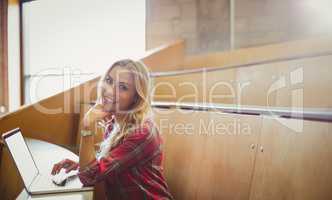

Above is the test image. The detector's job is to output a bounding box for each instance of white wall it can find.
[22,0,146,104]
[7,0,21,111]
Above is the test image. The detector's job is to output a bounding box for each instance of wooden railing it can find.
[151,50,332,77]
[152,101,332,122]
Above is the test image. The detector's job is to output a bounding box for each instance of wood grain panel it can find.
[153,108,262,199]
[0,146,24,200]
[236,63,280,107]
[250,116,332,200]
[142,40,185,72]
[152,68,237,104]
[153,55,332,108]
[275,55,332,108]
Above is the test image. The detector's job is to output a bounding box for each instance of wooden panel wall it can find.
[152,68,237,104]
[142,40,185,72]
[153,108,332,200]
[0,146,24,200]
[153,55,332,108]
[249,116,332,200]
[153,108,262,199]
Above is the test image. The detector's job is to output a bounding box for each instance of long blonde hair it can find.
[97,59,152,149]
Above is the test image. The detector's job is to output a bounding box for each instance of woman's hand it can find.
[51,159,79,175]
[83,103,113,130]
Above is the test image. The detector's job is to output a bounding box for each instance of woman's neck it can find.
[114,113,126,126]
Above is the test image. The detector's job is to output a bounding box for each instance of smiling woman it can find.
[51,59,174,200]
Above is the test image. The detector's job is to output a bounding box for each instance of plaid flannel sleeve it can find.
[77,123,160,186]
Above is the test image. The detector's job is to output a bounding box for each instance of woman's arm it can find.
[51,133,97,175]
[51,103,111,175]
[79,104,111,169]
[78,121,160,186]
[79,129,96,169]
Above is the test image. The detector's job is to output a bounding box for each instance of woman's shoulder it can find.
[131,118,159,136]
[122,118,162,147]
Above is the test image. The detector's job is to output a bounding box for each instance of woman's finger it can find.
[55,165,62,174]
[55,159,68,174]
[51,164,59,175]
[52,159,76,175]
[65,163,79,173]
[52,163,62,175]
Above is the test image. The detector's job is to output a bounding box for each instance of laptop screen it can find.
[4,130,39,188]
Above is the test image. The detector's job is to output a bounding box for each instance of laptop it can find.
[2,128,93,195]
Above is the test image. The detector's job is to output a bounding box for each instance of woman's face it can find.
[100,65,137,113]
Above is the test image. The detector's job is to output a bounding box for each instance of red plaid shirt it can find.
[78,119,174,200]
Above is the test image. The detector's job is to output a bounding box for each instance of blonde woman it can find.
[51,59,174,199]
